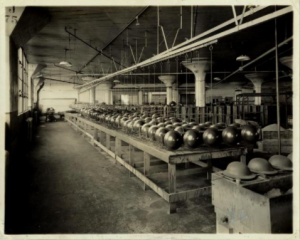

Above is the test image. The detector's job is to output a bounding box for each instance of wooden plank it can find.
[137,164,168,174]
[66,118,93,139]
[207,159,212,180]
[115,155,169,202]
[218,106,223,123]
[226,105,232,124]
[232,105,238,122]
[192,160,221,172]
[213,106,218,123]
[168,164,176,194]
[169,148,243,164]
[106,133,111,150]
[128,145,135,177]
[168,186,211,203]
[94,140,115,159]
[72,116,248,166]
[93,128,99,147]
[143,152,151,191]
[176,167,207,177]
[134,159,164,168]
[115,138,122,158]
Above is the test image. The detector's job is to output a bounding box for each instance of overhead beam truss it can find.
[77,6,292,93]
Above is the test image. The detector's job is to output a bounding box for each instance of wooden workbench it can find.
[65,113,250,214]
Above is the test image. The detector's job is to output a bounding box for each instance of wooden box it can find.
[212,172,292,233]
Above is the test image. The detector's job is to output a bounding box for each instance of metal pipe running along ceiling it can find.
[76,5,270,92]
[77,6,293,93]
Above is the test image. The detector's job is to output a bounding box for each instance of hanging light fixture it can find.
[236,41,250,62]
[214,77,221,81]
[59,32,72,67]
[236,55,251,62]
[59,48,72,67]
[135,16,140,26]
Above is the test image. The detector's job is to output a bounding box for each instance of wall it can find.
[39,82,77,113]
[113,91,138,105]
[95,85,109,104]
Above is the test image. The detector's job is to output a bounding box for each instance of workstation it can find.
[3,2,298,237]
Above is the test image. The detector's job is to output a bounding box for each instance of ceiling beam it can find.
[77,6,150,73]
[78,6,293,93]
[11,7,51,48]
[76,6,273,92]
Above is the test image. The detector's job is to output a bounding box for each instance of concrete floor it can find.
[5,120,216,234]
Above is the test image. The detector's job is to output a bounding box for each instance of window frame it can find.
[18,48,29,115]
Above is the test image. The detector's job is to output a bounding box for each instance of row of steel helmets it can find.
[181,122,259,149]
[223,154,293,180]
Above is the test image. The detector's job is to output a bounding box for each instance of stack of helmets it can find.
[269,155,293,171]
[223,161,256,180]
[248,158,278,175]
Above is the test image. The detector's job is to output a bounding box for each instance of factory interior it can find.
[2,3,299,237]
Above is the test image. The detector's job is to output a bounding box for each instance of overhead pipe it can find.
[239,6,247,25]
[161,6,269,56]
[193,6,198,37]
[157,6,160,54]
[78,5,269,89]
[274,12,281,154]
[129,45,137,64]
[231,6,239,26]
[172,6,183,48]
[138,47,145,63]
[77,6,292,92]
[66,27,126,69]
[191,6,193,38]
[44,77,81,85]
[56,70,283,77]
[213,36,293,88]
[78,6,150,72]
[78,39,217,93]
[160,26,169,50]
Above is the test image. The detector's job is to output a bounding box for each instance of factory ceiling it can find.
[18,6,293,86]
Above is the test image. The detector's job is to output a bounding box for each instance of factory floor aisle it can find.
[5,120,216,234]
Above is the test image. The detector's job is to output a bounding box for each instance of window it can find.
[18,48,29,114]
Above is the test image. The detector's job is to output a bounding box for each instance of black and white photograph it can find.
[1,0,299,239]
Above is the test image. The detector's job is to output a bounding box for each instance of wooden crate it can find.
[262,124,293,154]
[212,172,292,233]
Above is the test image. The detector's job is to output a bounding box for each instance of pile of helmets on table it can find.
[80,110,261,151]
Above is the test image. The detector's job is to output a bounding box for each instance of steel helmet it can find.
[287,153,293,162]
[269,155,293,171]
[223,161,256,180]
[248,158,278,175]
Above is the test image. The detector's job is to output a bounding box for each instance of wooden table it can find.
[65,113,250,214]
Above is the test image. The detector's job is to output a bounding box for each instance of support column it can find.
[138,90,143,105]
[172,83,179,103]
[181,58,210,107]
[148,92,152,104]
[158,75,176,104]
[245,73,268,105]
[77,91,80,103]
[89,87,96,104]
